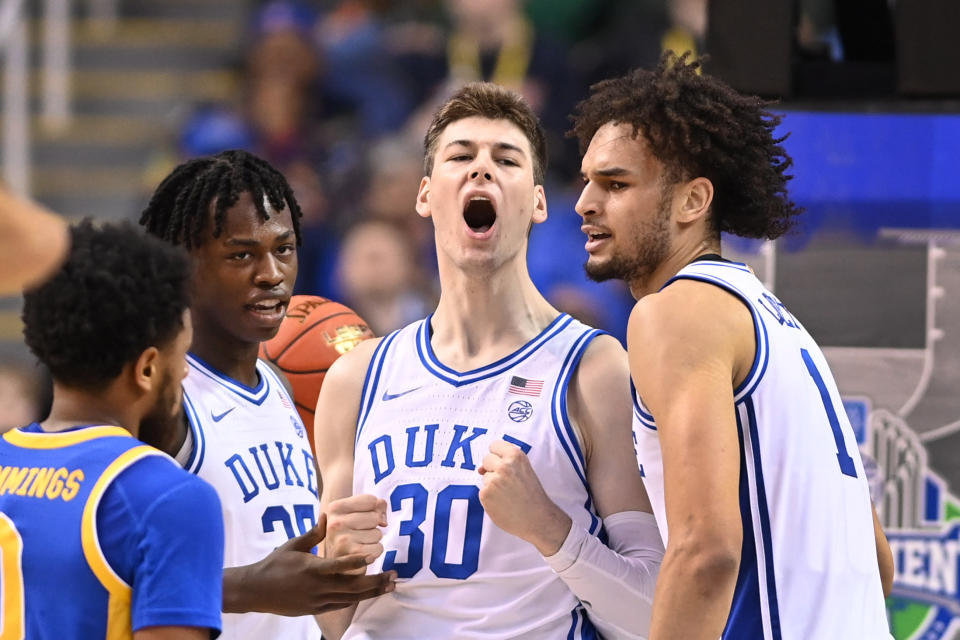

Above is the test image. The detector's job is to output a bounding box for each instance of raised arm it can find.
[479,334,664,639]
[313,338,392,639]
[630,281,753,640]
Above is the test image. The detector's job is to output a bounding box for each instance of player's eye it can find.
[276,244,296,256]
[609,181,628,191]
[228,251,252,261]
[497,158,519,167]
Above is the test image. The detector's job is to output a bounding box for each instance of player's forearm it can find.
[648,543,739,639]
[222,565,255,613]
[317,605,357,640]
[544,511,663,639]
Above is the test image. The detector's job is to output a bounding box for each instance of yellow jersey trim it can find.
[81,445,165,639]
[3,425,130,449]
[0,512,25,640]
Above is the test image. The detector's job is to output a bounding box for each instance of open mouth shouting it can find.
[463,195,497,239]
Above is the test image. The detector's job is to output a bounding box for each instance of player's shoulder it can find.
[109,452,222,520]
[631,277,750,337]
[570,333,630,402]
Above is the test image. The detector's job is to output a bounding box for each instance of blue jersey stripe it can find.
[416,314,574,386]
[661,273,770,404]
[558,329,603,470]
[187,353,270,405]
[182,392,205,475]
[550,328,604,534]
[549,330,594,486]
[724,407,766,639]
[356,331,400,445]
[745,397,782,639]
[566,605,599,640]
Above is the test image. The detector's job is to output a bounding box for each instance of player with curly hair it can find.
[571,53,893,639]
[1,220,223,639]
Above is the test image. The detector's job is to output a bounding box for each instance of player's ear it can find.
[415,177,431,219]
[676,177,714,225]
[132,346,161,394]
[531,184,547,225]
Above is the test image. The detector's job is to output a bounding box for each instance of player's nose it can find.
[574,183,597,218]
[468,153,493,182]
[254,254,285,288]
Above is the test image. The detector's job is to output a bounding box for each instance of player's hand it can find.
[325,494,388,575]
[224,513,396,616]
[478,440,572,556]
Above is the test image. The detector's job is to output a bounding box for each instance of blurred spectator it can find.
[0,361,50,433]
[395,0,583,179]
[315,0,418,137]
[362,134,436,266]
[245,0,323,165]
[336,219,434,335]
[573,0,707,87]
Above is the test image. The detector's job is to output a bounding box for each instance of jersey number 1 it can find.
[801,348,858,478]
[0,514,25,639]
[383,483,484,580]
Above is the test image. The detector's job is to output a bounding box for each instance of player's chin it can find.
[239,317,285,344]
[583,256,618,283]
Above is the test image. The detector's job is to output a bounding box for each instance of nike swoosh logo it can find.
[381,386,422,402]
[211,407,236,422]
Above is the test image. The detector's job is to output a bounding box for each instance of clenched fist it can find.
[478,439,572,556]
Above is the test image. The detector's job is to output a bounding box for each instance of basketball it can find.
[259,295,374,451]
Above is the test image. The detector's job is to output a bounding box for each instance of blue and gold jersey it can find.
[0,423,224,639]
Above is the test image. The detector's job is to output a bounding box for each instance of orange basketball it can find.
[259,295,374,452]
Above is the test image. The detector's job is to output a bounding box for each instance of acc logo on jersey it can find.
[507,400,533,423]
[290,415,305,439]
[852,401,960,640]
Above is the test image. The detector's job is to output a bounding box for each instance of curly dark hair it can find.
[22,220,191,390]
[570,52,802,239]
[139,149,303,249]
[424,82,548,185]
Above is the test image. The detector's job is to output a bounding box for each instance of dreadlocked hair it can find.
[139,149,303,249]
[570,52,802,240]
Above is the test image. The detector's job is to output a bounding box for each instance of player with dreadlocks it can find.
[141,150,394,640]
[571,53,893,639]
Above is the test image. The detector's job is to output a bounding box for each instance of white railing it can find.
[0,0,30,195]
[1,0,77,196]
[42,0,72,133]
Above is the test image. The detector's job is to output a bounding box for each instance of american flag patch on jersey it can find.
[509,376,543,397]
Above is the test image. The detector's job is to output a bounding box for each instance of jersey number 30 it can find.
[382,483,483,580]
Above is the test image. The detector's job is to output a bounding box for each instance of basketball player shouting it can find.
[315,84,664,640]
[140,150,394,639]
[571,53,894,639]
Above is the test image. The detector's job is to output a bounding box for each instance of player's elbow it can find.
[668,530,741,588]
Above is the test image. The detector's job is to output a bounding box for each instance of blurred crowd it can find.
[4,0,869,431]
[148,0,727,343]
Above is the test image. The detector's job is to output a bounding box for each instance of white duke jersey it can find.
[633,260,890,640]
[348,314,604,640]
[182,353,322,640]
